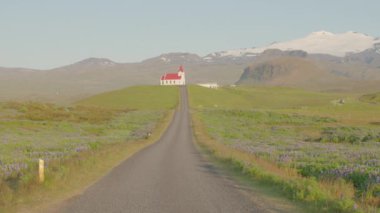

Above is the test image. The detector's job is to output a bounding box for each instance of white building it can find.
[160,66,186,86]
[197,83,219,89]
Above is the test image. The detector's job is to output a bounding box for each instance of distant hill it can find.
[344,48,380,68]
[236,54,380,92]
[1,30,380,103]
[237,57,341,88]
[0,55,244,103]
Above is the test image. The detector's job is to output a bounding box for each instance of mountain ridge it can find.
[1,30,380,103]
[1,30,378,70]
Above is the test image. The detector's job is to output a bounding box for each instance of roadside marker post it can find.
[39,159,45,183]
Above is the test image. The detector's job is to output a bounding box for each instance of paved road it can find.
[59,86,262,213]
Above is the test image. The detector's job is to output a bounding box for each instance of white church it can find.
[160,66,186,86]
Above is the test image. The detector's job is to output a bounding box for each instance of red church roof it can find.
[160,66,185,80]
[161,73,181,80]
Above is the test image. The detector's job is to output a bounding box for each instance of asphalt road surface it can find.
[58,86,265,213]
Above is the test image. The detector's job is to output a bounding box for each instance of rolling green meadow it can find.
[0,86,178,212]
[189,85,380,212]
[1,83,379,212]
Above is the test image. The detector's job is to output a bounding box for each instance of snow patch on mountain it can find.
[101,61,115,66]
[160,57,171,63]
[203,56,213,62]
[77,58,116,66]
[209,31,377,58]
[374,43,380,54]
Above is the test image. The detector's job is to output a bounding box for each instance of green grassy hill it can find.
[189,85,380,124]
[77,86,179,110]
[0,85,179,212]
[189,85,380,211]
[189,85,340,110]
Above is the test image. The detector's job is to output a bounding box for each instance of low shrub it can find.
[320,127,380,144]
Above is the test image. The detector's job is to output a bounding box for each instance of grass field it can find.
[77,85,179,110]
[0,86,179,212]
[360,92,380,104]
[189,85,380,212]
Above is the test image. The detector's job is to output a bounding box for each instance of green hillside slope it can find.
[77,86,179,110]
[360,92,380,104]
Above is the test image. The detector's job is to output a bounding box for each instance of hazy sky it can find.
[0,0,379,69]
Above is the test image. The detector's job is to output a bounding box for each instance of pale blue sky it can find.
[0,0,378,69]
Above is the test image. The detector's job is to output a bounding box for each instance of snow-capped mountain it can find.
[142,53,204,64]
[207,31,378,60]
